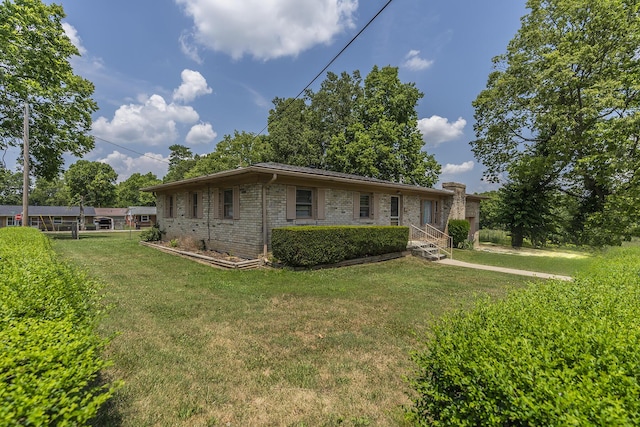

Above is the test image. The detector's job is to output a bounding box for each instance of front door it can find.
[390,196,400,226]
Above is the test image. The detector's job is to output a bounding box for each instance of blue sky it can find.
[48,0,527,192]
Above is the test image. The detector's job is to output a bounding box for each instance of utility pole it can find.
[22,100,29,227]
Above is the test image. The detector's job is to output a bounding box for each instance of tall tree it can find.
[30,175,70,206]
[266,66,440,186]
[0,0,97,179]
[471,0,640,245]
[65,160,117,208]
[185,131,269,178]
[163,144,198,183]
[267,97,320,167]
[116,172,161,207]
[326,66,440,186]
[0,168,23,204]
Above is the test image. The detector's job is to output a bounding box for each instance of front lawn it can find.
[453,246,596,277]
[53,232,539,426]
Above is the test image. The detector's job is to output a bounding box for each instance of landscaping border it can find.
[139,241,263,269]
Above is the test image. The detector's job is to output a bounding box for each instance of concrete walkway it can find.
[437,258,573,281]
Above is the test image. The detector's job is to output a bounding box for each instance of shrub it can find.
[448,219,470,248]
[0,227,117,425]
[140,223,164,242]
[408,247,640,426]
[272,226,409,267]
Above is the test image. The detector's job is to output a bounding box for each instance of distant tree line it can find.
[0,161,160,208]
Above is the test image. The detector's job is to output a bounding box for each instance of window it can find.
[189,191,202,218]
[53,217,63,225]
[166,195,174,218]
[296,189,313,218]
[421,200,439,226]
[223,189,234,219]
[30,218,40,227]
[359,193,371,218]
[141,215,150,222]
[286,186,324,220]
[7,217,19,226]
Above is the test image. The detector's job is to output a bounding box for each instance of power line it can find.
[255,0,395,137]
[93,135,171,164]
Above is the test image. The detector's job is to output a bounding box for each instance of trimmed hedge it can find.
[447,219,470,247]
[408,247,640,426]
[272,225,409,267]
[0,227,116,426]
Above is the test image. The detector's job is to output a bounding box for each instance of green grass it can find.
[52,232,541,427]
[453,247,596,277]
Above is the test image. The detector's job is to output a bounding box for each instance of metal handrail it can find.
[409,224,453,259]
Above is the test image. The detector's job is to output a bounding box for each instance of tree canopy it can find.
[116,172,160,207]
[266,66,440,186]
[0,0,97,180]
[64,160,117,208]
[185,131,269,179]
[471,0,640,245]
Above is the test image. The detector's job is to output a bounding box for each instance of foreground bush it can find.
[0,227,116,426]
[447,219,470,248]
[272,225,409,267]
[408,247,640,426]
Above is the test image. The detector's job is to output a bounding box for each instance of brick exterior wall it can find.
[156,182,458,259]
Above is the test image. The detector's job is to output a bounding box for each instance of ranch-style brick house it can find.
[142,162,483,259]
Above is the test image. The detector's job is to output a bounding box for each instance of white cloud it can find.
[175,0,358,60]
[186,122,217,145]
[62,22,87,55]
[179,31,203,64]
[92,94,200,145]
[402,50,433,71]
[418,115,467,146]
[173,69,212,103]
[98,150,170,182]
[441,161,474,175]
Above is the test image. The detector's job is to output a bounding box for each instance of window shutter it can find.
[317,188,325,220]
[286,186,296,220]
[212,188,219,219]
[164,195,170,218]
[233,186,240,220]
[353,192,360,219]
[372,193,379,219]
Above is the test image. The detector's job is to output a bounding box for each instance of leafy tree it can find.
[64,160,117,208]
[478,191,503,230]
[497,159,559,248]
[0,0,97,180]
[264,66,440,186]
[267,97,320,168]
[326,66,439,186]
[471,0,640,246]
[116,172,160,207]
[185,131,270,178]
[163,144,198,183]
[30,175,70,206]
[0,168,23,204]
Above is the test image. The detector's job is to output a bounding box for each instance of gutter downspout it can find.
[263,173,277,258]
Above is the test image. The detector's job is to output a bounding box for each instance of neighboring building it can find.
[142,163,483,259]
[125,206,157,228]
[0,205,96,230]
[94,208,128,230]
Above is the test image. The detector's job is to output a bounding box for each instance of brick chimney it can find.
[442,182,466,221]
